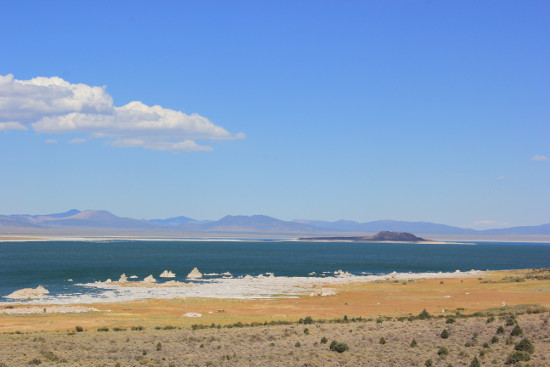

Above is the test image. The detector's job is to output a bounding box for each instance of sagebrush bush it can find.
[418,309,431,320]
[441,329,449,339]
[329,340,349,353]
[410,338,417,347]
[438,346,449,356]
[514,338,534,354]
[506,351,530,364]
[510,325,523,336]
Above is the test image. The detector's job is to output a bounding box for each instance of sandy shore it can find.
[1,268,548,333]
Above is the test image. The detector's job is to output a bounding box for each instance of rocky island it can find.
[299,231,427,242]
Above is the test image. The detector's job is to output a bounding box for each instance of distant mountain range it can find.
[1,209,549,236]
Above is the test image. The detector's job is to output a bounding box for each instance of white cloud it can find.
[45,139,58,144]
[531,155,548,161]
[0,74,243,151]
[0,122,27,131]
[69,138,86,144]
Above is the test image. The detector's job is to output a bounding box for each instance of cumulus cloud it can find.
[0,74,243,151]
[531,155,548,161]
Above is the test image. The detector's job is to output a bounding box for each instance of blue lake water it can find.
[1,240,549,302]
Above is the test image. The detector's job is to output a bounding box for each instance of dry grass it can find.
[0,312,548,366]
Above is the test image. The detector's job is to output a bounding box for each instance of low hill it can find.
[198,215,321,234]
[299,231,427,242]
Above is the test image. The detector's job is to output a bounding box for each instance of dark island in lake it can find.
[299,231,427,242]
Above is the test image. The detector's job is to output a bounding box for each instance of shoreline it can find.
[2,234,550,243]
[0,268,547,334]
[1,269,485,306]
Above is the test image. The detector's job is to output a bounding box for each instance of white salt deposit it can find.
[1,270,483,305]
[6,285,49,300]
[160,270,176,278]
[143,275,157,283]
[187,267,203,279]
[309,288,337,297]
[334,269,353,277]
[182,312,203,318]
[0,305,100,315]
[129,275,138,279]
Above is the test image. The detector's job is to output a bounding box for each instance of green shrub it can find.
[486,316,495,323]
[97,327,109,332]
[329,340,349,353]
[506,351,531,364]
[302,316,313,325]
[303,328,309,335]
[156,342,162,351]
[28,359,42,365]
[491,336,499,344]
[446,317,456,324]
[379,337,386,344]
[438,347,449,356]
[483,342,489,348]
[506,316,516,326]
[470,356,480,367]
[295,341,301,347]
[514,338,534,354]
[510,325,523,336]
[320,337,328,344]
[497,326,505,334]
[410,338,417,347]
[441,329,449,339]
[75,326,84,332]
[425,359,433,367]
[332,342,349,353]
[419,309,432,320]
[131,326,144,331]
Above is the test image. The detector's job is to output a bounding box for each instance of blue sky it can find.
[0,0,548,228]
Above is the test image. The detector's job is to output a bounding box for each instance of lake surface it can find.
[1,240,549,303]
